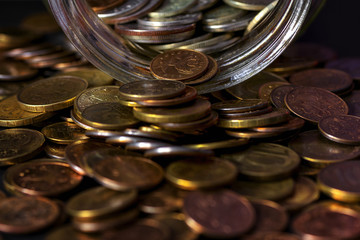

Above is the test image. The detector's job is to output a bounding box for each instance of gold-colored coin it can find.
[17,76,88,112]
[55,67,113,87]
[80,102,140,130]
[165,158,237,190]
[41,122,88,144]
[0,95,53,127]
[244,1,278,34]
[185,138,249,150]
[0,28,40,50]
[230,178,294,201]
[148,0,197,18]
[221,143,300,181]
[83,148,164,191]
[217,108,289,129]
[46,225,100,240]
[70,109,97,131]
[66,186,137,219]
[225,129,280,139]
[44,142,66,159]
[0,128,45,166]
[133,98,211,123]
[212,99,269,113]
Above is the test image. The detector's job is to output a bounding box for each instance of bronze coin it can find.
[270,84,296,109]
[292,202,360,239]
[345,90,360,116]
[150,49,209,81]
[285,86,348,123]
[318,114,360,144]
[183,190,255,238]
[325,57,360,80]
[5,159,83,196]
[289,68,353,93]
[184,55,218,85]
[0,196,60,234]
[41,122,88,144]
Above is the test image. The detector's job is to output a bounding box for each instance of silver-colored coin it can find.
[85,130,123,139]
[202,4,248,25]
[106,135,161,145]
[224,0,274,11]
[125,141,173,151]
[144,146,214,158]
[188,0,219,13]
[148,0,198,18]
[137,13,202,27]
[203,13,256,32]
[97,0,149,19]
[123,128,178,142]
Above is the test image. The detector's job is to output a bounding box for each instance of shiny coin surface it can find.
[17,76,88,112]
[288,130,360,167]
[183,190,255,238]
[84,148,163,190]
[185,138,249,150]
[224,0,274,10]
[97,0,148,20]
[41,122,88,144]
[0,196,60,234]
[212,99,269,113]
[148,0,197,18]
[203,13,256,33]
[165,158,237,190]
[318,114,360,145]
[150,49,209,81]
[44,142,66,160]
[0,60,37,81]
[292,201,360,240]
[318,161,360,202]
[0,128,45,166]
[244,0,278,34]
[119,80,186,100]
[285,87,348,123]
[66,186,137,218]
[251,116,305,133]
[144,145,214,158]
[55,67,113,87]
[220,143,300,181]
[270,84,296,109]
[5,159,83,196]
[325,57,360,80]
[138,13,202,27]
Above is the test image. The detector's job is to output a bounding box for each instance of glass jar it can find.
[48,0,314,94]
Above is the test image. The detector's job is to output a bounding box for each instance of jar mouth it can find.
[49,0,312,94]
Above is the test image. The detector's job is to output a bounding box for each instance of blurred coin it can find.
[0,196,60,234]
[243,232,301,240]
[150,50,209,81]
[84,148,163,190]
[87,0,124,12]
[122,128,177,142]
[288,130,360,167]
[266,55,317,73]
[148,0,197,18]
[258,81,290,101]
[165,158,237,190]
[0,60,38,81]
[44,142,66,159]
[203,13,256,32]
[269,84,296,109]
[46,225,100,240]
[138,13,201,27]
[185,138,249,150]
[21,12,60,34]
[155,213,199,240]
[55,67,113,87]
[0,128,45,166]
[224,0,275,10]
[244,1,278,34]
[183,190,255,238]
[144,145,214,158]
[0,28,40,50]
[148,33,212,51]
[220,143,300,181]
[4,42,60,60]
[17,76,88,112]
[188,0,219,12]
[285,86,348,123]
[97,0,148,20]
[345,90,360,116]
[251,116,305,133]
[41,122,88,144]
[25,50,76,65]
[318,114,360,145]
[225,128,279,139]
[52,58,90,70]
[202,4,247,25]
[218,106,273,119]
[325,57,360,80]
[212,99,269,113]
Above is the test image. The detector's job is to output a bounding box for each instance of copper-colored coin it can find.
[251,116,305,133]
[135,85,197,107]
[345,90,360,116]
[64,139,116,175]
[243,232,301,240]
[219,106,273,119]
[270,84,296,109]
[183,190,255,238]
[46,225,100,240]
[184,55,218,85]
[325,57,360,80]
[5,159,83,196]
[289,68,353,93]
[267,55,317,74]
[41,122,88,144]
[285,87,348,123]
[292,201,360,239]
[318,114,360,145]
[212,99,269,113]
[119,80,186,100]
[0,196,60,234]
[0,59,38,81]
[318,161,360,202]
[150,49,209,81]
[4,42,60,60]
[87,0,124,12]
[288,130,360,167]
[84,148,164,190]
[258,81,290,101]
[155,213,199,240]
[0,128,45,166]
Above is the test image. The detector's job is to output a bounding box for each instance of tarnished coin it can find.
[83,148,164,190]
[318,161,360,202]
[0,59,38,81]
[220,143,300,181]
[325,57,360,80]
[0,128,45,166]
[269,84,296,109]
[318,114,360,145]
[224,0,274,10]
[345,90,360,116]
[212,99,269,113]
[292,202,360,240]
[148,0,197,18]
[288,130,360,167]
[150,49,209,81]
[41,122,88,144]
[289,68,353,93]
[183,190,255,238]
[119,80,186,100]
[17,76,88,112]
[4,159,83,196]
[0,196,60,234]
[165,158,237,190]
[285,87,348,123]
[55,67,113,87]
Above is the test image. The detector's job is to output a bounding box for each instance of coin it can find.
[225,128,279,139]
[4,159,83,196]
[292,201,360,240]
[41,122,88,144]
[251,116,305,133]
[318,114,360,145]
[269,84,296,109]
[0,196,60,234]
[243,232,301,240]
[150,49,209,81]
[345,90,360,116]
[122,128,178,142]
[0,28,40,50]
[185,138,249,150]
[155,213,199,240]
[138,13,202,27]
[212,99,269,113]
[318,161,360,202]
[258,81,290,101]
[148,0,197,18]
[183,190,255,238]
[83,148,164,190]
[288,130,360,167]
[188,0,218,13]
[66,186,137,218]
[0,59,38,81]
[44,142,67,159]
[55,67,114,87]
[97,0,149,20]
[325,57,360,80]
[4,42,60,60]
[148,33,213,51]
[144,145,214,159]
[220,143,300,181]
[165,158,237,190]
[285,86,348,123]
[46,225,100,240]
[87,0,124,12]
[244,1,278,34]
[202,4,247,25]
[183,56,218,85]
[0,128,45,166]
[224,0,274,10]
[203,13,256,33]
[17,76,88,112]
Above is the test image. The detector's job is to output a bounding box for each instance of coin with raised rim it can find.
[41,122,88,144]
